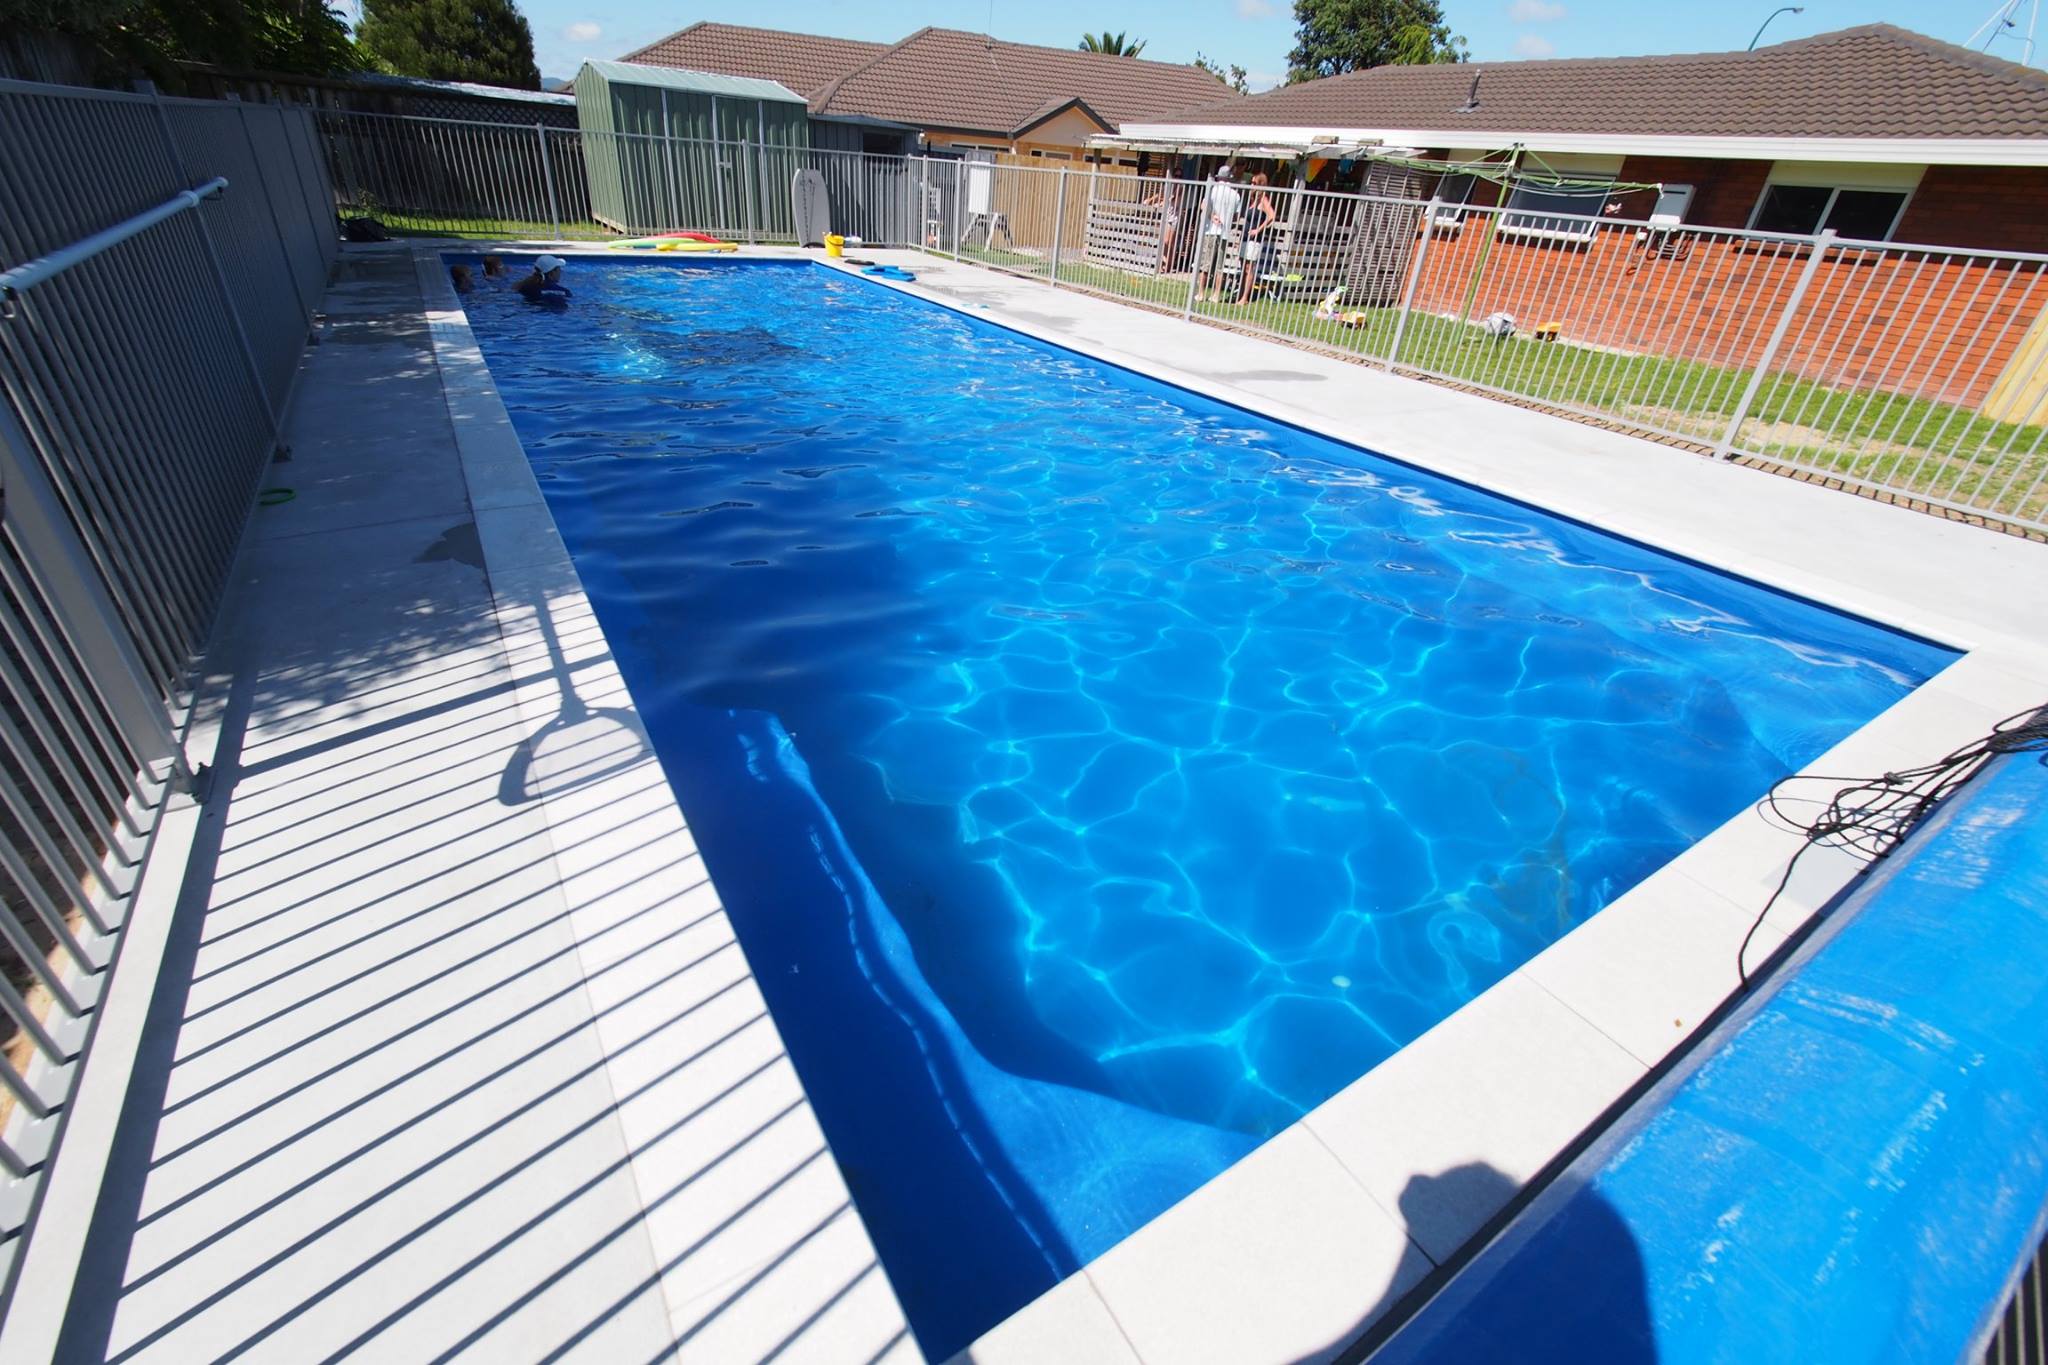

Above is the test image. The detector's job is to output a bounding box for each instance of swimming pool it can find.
[454,255,1956,1357]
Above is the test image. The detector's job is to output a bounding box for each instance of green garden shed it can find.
[573,59,811,237]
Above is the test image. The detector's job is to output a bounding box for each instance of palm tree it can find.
[1078,31,1147,57]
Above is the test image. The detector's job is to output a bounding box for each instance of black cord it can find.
[1736,703,2048,986]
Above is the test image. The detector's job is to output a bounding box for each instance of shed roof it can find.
[353,71,576,107]
[1131,25,2048,143]
[575,59,805,105]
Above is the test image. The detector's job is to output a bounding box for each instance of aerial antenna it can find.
[1969,0,2042,65]
[1455,70,1481,113]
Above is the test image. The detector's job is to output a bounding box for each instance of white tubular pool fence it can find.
[930,157,2048,534]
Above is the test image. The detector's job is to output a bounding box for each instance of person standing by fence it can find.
[1144,181,1182,273]
[1197,164,1241,304]
[1237,172,1279,305]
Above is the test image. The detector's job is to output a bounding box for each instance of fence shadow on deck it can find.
[50,255,904,1364]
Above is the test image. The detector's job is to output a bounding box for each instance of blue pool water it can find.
[455,256,1956,1356]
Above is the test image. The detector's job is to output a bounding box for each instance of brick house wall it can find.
[1609,157,1772,229]
[1392,156,2048,410]
[1403,220,2042,409]
[1601,159,2048,251]
[1895,166,2048,252]
[1424,154,2048,246]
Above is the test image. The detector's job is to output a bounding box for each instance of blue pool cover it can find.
[454,256,1957,1356]
[1373,744,2048,1364]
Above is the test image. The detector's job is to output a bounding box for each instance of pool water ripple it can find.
[457,257,1954,1356]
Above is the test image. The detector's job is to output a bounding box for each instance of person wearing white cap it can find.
[1197,164,1241,305]
[516,254,571,302]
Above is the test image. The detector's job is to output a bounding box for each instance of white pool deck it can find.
[8,240,2046,1365]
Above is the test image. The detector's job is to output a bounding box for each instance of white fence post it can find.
[918,156,930,253]
[1183,175,1202,319]
[951,160,963,260]
[903,155,912,250]
[1385,198,1442,371]
[1717,229,1835,460]
[1050,168,1068,285]
[534,123,561,239]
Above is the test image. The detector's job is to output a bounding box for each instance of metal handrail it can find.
[0,177,227,315]
[0,81,333,1312]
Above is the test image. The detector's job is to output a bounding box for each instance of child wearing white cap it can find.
[516,254,571,302]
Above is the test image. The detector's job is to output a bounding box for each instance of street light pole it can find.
[1748,5,1805,49]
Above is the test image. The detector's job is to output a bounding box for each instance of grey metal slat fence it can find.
[0,77,331,1303]
[314,109,924,249]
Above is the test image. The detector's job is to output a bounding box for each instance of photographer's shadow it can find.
[1327,1161,1656,1365]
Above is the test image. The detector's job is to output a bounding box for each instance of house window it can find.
[1750,183,1910,241]
[1030,148,1073,160]
[1499,174,1615,240]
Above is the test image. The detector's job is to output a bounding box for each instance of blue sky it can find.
[453,0,2034,90]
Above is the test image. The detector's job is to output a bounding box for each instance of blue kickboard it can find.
[1373,747,2048,1364]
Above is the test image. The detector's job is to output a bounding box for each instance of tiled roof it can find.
[622,22,887,100]
[1138,25,2048,141]
[813,27,1230,135]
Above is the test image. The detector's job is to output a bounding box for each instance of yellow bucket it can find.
[825,234,846,258]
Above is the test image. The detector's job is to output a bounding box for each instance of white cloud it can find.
[1508,0,1567,21]
[1236,0,1278,15]
[564,21,602,42]
[1513,32,1557,57]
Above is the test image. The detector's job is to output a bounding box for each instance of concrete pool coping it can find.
[418,242,2048,1364]
[412,248,918,1358]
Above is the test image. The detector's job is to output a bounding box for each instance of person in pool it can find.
[481,254,507,279]
[515,254,571,303]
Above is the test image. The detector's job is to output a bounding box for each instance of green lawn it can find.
[362,211,618,242]
[951,245,2046,526]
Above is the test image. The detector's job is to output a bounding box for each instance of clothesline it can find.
[1350,147,1665,198]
